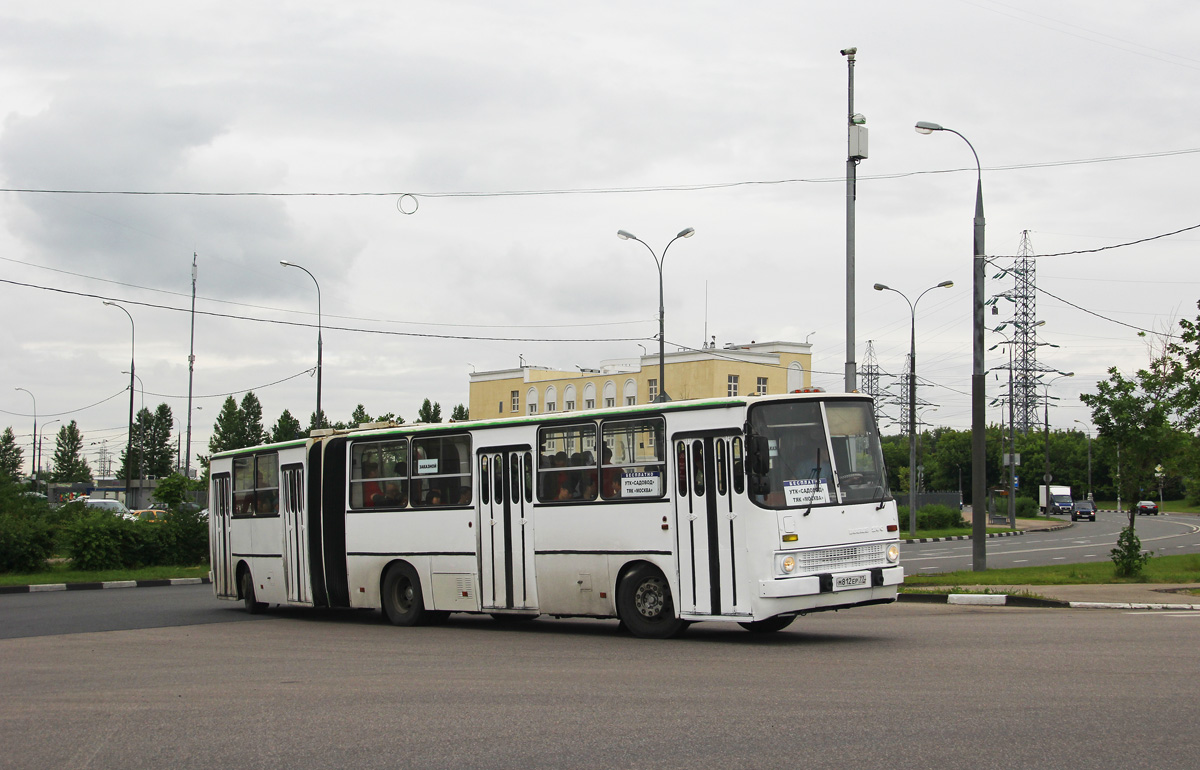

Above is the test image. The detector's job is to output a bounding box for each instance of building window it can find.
[546,401,556,413]
[585,399,595,409]
[528,403,538,415]
[728,375,739,397]
[648,379,658,402]
[565,400,575,411]
[511,391,519,413]
[757,376,768,395]
[605,398,616,407]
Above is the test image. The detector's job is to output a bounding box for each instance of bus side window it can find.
[731,437,745,495]
[480,455,490,505]
[692,440,705,496]
[676,442,688,496]
[715,439,728,497]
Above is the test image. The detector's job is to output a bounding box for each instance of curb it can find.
[0,577,211,595]
[898,592,1200,610]
[903,521,1073,544]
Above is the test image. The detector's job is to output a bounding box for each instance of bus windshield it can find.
[747,398,890,509]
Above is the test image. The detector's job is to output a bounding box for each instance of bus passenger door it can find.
[673,433,748,617]
[477,446,538,612]
[210,472,234,598]
[280,462,311,605]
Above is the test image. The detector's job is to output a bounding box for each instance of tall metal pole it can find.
[280,261,323,428]
[104,301,136,507]
[843,47,859,393]
[617,228,695,402]
[1007,345,1016,527]
[14,387,35,485]
[915,121,987,570]
[185,254,197,477]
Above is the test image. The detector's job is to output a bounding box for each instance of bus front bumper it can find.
[758,565,904,599]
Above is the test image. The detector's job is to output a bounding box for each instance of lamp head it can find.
[279,260,291,266]
[616,230,635,241]
[873,283,888,291]
[915,121,943,135]
[938,280,954,288]
[676,227,695,239]
[840,47,857,56]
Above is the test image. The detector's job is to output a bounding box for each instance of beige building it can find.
[469,341,813,419]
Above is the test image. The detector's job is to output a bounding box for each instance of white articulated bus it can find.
[209,391,903,638]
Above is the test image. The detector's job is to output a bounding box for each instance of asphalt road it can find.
[902,510,1200,574]
[2,585,1199,769]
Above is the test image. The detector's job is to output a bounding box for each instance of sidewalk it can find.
[900,583,1200,610]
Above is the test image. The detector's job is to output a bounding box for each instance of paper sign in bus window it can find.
[417,459,439,475]
[784,479,828,506]
[622,471,660,497]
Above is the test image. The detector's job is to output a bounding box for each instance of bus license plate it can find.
[834,574,869,590]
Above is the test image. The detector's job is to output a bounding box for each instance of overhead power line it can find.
[2,147,1197,200]
[0,278,652,343]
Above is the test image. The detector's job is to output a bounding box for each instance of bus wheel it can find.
[382,563,427,626]
[618,565,687,639]
[738,615,795,633]
[240,570,267,614]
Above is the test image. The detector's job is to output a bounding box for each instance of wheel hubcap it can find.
[634,579,665,618]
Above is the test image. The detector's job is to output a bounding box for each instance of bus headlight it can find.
[780,555,796,574]
[886,544,900,563]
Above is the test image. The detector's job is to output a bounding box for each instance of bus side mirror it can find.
[746,435,771,477]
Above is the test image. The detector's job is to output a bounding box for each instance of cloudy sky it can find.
[2,0,1197,477]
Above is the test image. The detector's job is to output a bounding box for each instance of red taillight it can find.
[886,524,898,532]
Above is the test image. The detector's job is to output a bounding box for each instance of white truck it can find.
[1039,485,1073,515]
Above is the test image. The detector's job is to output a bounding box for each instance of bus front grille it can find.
[796,543,887,574]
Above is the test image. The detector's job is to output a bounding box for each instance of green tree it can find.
[210,392,269,455]
[350,404,372,427]
[1081,364,1178,525]
[417,399,442,424]
[51,420,93,482]
[270,409,305,443]
[118,404,176,480]
[450,404,469,421]
[209,396,244,455]
[0,427,23,483]
[239,392,268,447]
[151,472,203,510]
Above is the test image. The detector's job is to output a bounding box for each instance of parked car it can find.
[85,498,135,520]
[1136,500,1159,515]
[133,509,168,523]
[1071,500,1097,522]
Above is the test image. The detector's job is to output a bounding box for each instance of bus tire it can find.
[738,615,795,633]
[381,563,427,626]
[617,564,687,639]
[241,570,267,614]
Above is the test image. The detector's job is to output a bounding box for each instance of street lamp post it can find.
[874,279,953,538]
[124,372,146,484]
[280,261,323,429]
[916,120,987,570]
[1042,371,1075,513]
[13,387,35,485]
[38,419,61,492]
[1074,419,1092,500]
[616,228,695,402]
[104,301,136,507]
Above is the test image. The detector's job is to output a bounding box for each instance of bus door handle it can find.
[688,513,699,521]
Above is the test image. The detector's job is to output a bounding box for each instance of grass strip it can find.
[903,553,1200,587]
[0,563,210,587]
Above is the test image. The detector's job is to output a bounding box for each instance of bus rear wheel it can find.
[382,563,427,626]
[617,565,687,639]
[240,570,266,614]
[738,615,795,633]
